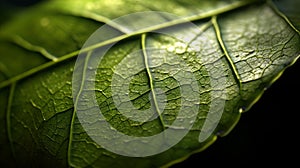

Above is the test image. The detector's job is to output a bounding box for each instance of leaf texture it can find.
[0,0,299,167]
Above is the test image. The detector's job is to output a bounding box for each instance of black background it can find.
[1,0,299,167]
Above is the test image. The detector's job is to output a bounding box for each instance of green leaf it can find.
[0,0,299,167]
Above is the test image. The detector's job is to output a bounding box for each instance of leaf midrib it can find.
[0,0,260,89]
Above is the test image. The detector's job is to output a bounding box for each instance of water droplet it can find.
[174,42,187,54]
[187,47,193,53]
[167,46,175,52]
[239,107,246,113]
[175,48,185,54]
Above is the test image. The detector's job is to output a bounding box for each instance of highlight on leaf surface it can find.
[0,0,299,167]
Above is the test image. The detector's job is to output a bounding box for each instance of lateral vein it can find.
[61,10,130,34]
[212,16,242,89]
[6,82,16,160]
[141,33,165,128]
[68,51,92,166]
[11,35,58,61]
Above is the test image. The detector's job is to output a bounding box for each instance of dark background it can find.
[1,0,299,167]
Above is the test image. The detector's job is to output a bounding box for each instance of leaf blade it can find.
[0,0,300,167]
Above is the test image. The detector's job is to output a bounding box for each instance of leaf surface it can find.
[0,0,299,167]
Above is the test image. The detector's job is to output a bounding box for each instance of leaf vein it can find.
[60,10,129,34]
[68,51,93,166]
[212,16,242,89]
[6,82,16,161]
[141,33,166,128]
[10,35,58,61]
